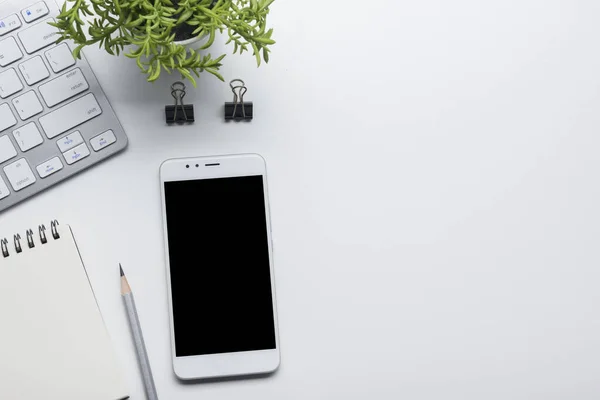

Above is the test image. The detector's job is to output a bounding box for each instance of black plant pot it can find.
[174,24,196,42]
[172,0,218,42]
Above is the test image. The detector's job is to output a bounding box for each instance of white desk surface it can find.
[3,0,600,398]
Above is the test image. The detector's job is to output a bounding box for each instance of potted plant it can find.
[52,0,276,86]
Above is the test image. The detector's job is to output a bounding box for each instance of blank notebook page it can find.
[0,225,128,400]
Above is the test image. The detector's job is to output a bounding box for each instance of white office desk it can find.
[3,1,600,398]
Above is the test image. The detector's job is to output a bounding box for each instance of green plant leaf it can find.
[200,27,216,49]
[148,61,162,81]
[204,68,224,81]
[178,68,197,87]
[253,36,275,45]
[251,42,260,66]
[73,44,85,59]
[177,10,194,25]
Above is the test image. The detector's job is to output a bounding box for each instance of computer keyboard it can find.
[0,0,128,212]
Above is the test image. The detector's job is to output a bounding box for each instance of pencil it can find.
[120,264,159,400]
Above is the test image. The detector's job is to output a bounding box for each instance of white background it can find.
[2,0,600,398]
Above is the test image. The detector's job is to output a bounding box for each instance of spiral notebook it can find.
[0,221,129,400]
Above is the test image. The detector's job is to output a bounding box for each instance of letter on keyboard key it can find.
[12,91,43,120]
[36,156,63,178]
[12,122,43,152]
[0,68,23,98]
[0,37,23,67]
[45,43,75,73]
[3,158,36,191]
[0,134,17,163]
[18,18,58,54]
[0,175,9,200]
[21,2,50,23]
[0,103,17,132]
[0,14,21,36]
[19,55,49,85]
[39,93,102,138]
[39,68,88,107]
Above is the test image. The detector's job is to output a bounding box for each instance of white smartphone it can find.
[159,154,280,380]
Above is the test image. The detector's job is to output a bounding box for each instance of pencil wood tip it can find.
[120,264,131,295]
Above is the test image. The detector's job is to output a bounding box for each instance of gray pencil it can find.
[120,264,159,400]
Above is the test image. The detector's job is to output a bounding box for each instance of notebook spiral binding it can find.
[1,220,61,258]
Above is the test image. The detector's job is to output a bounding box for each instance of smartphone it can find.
[159,154,280,380]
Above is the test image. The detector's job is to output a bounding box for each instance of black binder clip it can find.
[225,79,253,121]
[165,82,195,124]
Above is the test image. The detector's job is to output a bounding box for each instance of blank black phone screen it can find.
[164,175,276,357]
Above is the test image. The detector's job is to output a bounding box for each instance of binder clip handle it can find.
[225,79,253,121]
[171,82,188,122]
[230,79,247,105]
[165,81,195,124]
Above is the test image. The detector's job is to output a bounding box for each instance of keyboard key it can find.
[0,175,9,200]
[36,156,62,178]
[12,90,43,120]
[56,130,83,152]
[0,135,17,163]
[3,158,36,191]
[0,103,17,132]
[21,2,49,23]
[18,18,58,54]
[39,93,102,139]
[0,14,21,37]
[0,37,22,67]
[45,43,74,73]
[63,142,90,165]
[18,55,49,85]
[39,68,88,107]
[0,68,23,98]
[90,129,117,152]
[12,122,43,152]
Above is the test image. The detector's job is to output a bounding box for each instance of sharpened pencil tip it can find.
[120,264,132,295]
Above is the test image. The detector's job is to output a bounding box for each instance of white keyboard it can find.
[0,0,128,212]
